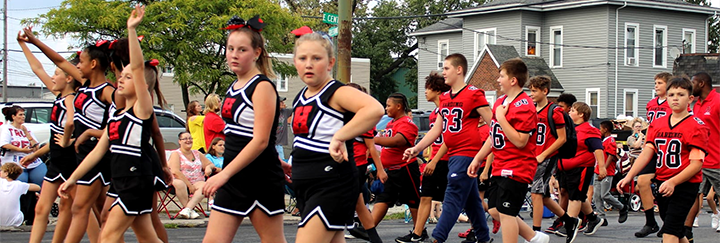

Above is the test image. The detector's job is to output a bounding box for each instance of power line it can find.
[6,6,59,11]
[7,49,78,54]
[302,13,449,20]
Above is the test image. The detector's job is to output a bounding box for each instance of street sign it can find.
[323,12,338,25]
[329,26,339,37]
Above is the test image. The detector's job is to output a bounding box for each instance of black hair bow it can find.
[222,15,266,32]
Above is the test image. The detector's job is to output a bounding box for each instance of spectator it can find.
[0,163,40,227]
[186,100,206,153]
[0,106,45,185]
[203,94,225,150]
[205,137,225,169]
[275,97,292,161]
[626,119,645,161]
[170,132,217,219]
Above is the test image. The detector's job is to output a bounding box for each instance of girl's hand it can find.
[329,137,348,163]
[58,180,76,199]
[20,153,37,167]
[21,27,39,44]
[203,172,230,196]
[54,134,75,148]
[17,30,28,43]
[127,5,145,29]
[74,132,91,153]
[377,169,388,183]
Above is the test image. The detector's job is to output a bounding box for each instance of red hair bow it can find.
[291,26,313,37]
[96,40,108,47]
[146,59,159,67]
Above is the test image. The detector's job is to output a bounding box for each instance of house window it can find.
[437,40,449,69]
[624,89,638,117]
[485,91,497,107]
[550,26,563,67]
[275,74,288,92]
[625,23,639,66]
[474,28,496,61]
[683,28,696,54]
[654,25,667,67]
[586,88,600,118]
[526,26,540,56]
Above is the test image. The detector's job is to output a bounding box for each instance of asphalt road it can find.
[2,210,719,242]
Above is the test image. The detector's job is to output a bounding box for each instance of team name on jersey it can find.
[655,132,683,139]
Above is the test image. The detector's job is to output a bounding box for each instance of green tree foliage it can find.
[25,0,306,107]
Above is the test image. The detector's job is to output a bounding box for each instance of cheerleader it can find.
[17,28,81,243]
[291,32,384,243]
[201,15,287,243]
[22,27,115,243]
[59,6,162,242]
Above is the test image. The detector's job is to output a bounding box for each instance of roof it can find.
[468,44,564,90]
[409,18,463,36]
[449,0,717,17]
[673,53,720,86]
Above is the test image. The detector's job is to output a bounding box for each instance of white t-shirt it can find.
[0,179,30,227]
[0,124,42,169]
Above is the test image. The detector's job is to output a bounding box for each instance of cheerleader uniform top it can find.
[107,107,155,178]
[45,93,78,181]
[221,74,283,182]
[290,80,356,179]
[73,81,114,154]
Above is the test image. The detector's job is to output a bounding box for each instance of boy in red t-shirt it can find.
[619,77,708,243]
[404,53,494,243]
[556,102,606,243]
[469,58,549,243]
[373,93,420,228]
[592,121,628,224]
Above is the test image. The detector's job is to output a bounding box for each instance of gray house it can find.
[411,0,718,119]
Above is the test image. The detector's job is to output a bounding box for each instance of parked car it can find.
[0,102,187,149]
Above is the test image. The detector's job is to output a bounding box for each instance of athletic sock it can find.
[644,208,657,226]
[366,227,382,243]
[586,212,598,221]
[533,226,541,231]
[560,213,571,223]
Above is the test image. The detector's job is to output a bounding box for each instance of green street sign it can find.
[323,12,338,25]
[329,26,339,37]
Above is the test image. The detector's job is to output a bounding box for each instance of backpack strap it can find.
[548,103,558,138]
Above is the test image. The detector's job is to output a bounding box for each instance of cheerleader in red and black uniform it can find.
[200,16,288,243]
[59,6,162,242]
[290,32,384,243]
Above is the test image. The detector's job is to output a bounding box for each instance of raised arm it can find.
[329,86,385,162]
[127,5,152,119]
[22,27,83,82]
[17,31,57,95]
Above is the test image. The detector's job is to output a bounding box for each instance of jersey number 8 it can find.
[654,138,681,169]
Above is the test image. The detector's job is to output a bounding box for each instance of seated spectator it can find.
[0,105,45,185]
[205,137,225,169]
[203,94,225,150]
[170,132,217,219]
[0,163,40,227]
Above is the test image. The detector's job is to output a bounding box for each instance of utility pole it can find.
[2,0,7,102]
[337,0,351,83]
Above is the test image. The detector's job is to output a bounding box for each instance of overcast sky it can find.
[2,0,720,87]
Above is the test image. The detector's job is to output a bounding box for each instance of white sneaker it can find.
[178,208,191,219]
[693,217,699,227]
[189,210,201,219]
[711,213,719,229]
[526,231,550,243]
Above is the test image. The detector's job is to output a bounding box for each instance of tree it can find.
[25,0,306,108]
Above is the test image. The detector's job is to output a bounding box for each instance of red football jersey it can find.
[353,129,375,166]
[646,97,671,124]
[595,136,617,176]
[535,102,565,157]
[438,85,490,158]
[478,124,490,167]
[560,122,602,171]
[380,116,418,169]
[646,115,709,183]
[693,91,720,169]
[490,92,538,184]
[428,108,449,161]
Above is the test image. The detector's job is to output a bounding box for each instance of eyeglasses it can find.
[179,137,193,141]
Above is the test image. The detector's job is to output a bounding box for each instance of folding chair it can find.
[284,184,297,214]
[156,186,208,219]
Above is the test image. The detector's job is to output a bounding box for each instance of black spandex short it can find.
[487,177,528,216]
[420,160,448,201]
[655,180,699,239]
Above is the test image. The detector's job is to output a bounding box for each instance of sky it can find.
[2,0,720,87]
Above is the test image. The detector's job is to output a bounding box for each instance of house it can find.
[673,53,720,92]
[411,0,718,119]
[467,44,564,106]
[159,54,371,119]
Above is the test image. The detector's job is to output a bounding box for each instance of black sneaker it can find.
[349,224,370,241]
[634,225,659,238]
[555,227,567,237]
[601,219,608,226]
[545,219,563,234]
[421,228,428,240]
[583,217,603,235]
[618,205,629,223]
[578,218,587,232]
[395,231,423,243]
[460,231,476,243]
[565,217,580,243]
